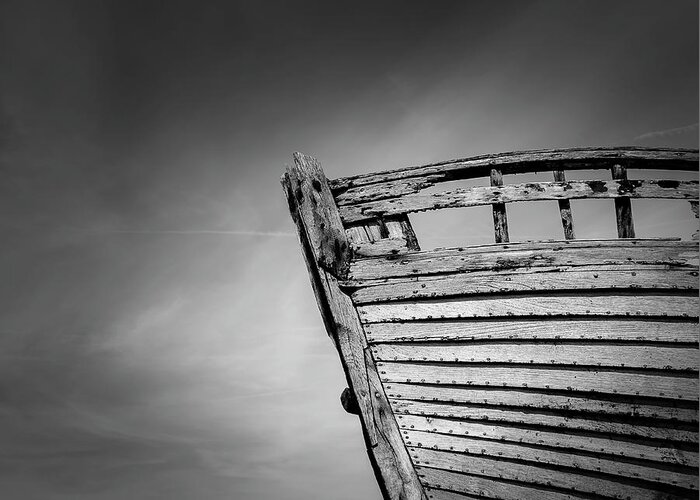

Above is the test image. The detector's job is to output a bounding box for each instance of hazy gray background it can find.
[0,1,697,499]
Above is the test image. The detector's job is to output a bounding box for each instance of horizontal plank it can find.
[373,344,699,371]
[377,363,699,400]
[391,400,697,441]
[331,147,699,195]
[424,488,571,500]
[349,268,699,304]
[405,435,698,489]
[348,240,699,280]
[339,179,699,223]
[412,448,695,499]
[383,384,699,422]
[365,319,699,344]
[358,294,698,323]
[398,415,699,466]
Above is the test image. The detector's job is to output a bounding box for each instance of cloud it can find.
[633,123,699,143]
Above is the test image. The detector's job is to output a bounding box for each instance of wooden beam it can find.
[282,154,427,500]
[330,147,699,194]
[490,168,509,243]
[611,164,636,238]
[337,179,699,223]
[553,170,575,239]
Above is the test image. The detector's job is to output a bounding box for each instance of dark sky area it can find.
[0,1,697,499]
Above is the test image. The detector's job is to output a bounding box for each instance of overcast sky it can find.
[0,1,697,499]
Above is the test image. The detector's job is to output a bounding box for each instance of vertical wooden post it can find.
[490,168,509,243]
[611,164,636,238]
[690,201,698,241]
[553,170,575,240]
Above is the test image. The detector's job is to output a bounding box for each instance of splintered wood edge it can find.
[282,154,427,500]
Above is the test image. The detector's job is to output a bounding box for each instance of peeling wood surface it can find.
[412,450,694,500]
[553,170,575,239]
[358,294,698,323]
[611,164,636,238]
[391,400,698,441]
[406,439,698,490]
[349,267,699,304]
[376,363,699,400]
[384,383,699,422]
[338,179,699,223]
[330,147,699,194]
[372,343,698,371]
[349,240,698,280]
[489,168,509,243]
[399,415,699,467]
[364,319,699,343]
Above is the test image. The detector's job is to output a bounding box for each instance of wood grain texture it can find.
[348,239,698,280]
[358,294,698,323]
[391,400,697,441]
[376,363,699,400]
[330,147,699,196]
[373,343,698,371]
[407,440,698,490]
[490,168,509,243]
[285,153,351,276]
[417,467,595,500]
[364,319,699,344]
[553,170,575,240]
[338,179,699,224]
[412,449,694,499]
[283,154,426,500]
[612,165,636,239]
[384,383,699,421]
[349,267,699,304]
[398,415,699,466]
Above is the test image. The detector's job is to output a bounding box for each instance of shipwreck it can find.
[282,147,699,500]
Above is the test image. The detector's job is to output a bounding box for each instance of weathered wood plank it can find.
[412,448,695,499]
[285,152,351,276]
[423,488,569,500]
[282,155,426,500]
[553,170,575,240]
[348,240,699,280]
[490,168,509,243]
[384,384,699,422]
[373,343,698,371]
[330,147,699,196]
[418,467,591,500]
[376,363,699,400]
[349,268,699,304]
[358,294,698,323]
[398,415,699,466]
[407,437,698,490]
[612,165,636,239]
[338,179,699,224]
[364,319,699,344]
[391,400,698,441]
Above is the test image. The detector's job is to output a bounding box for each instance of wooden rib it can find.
[357,294,698,323]
[330,147,699,197]
[553,170,575,240]
[349,267,699,304]
[489,168,509,243]
[386,215,421,251]
[391,400,697,441]
[283,155,426,500]
[692,201,699,241]
[398,415,699,466]
[412,449,696,499]
[364,319,699,344]
[373,344,698,371]
[348,240,699,280]
[384,384,698,422]
[376,363,699,400]
[407,437,698,490]
[338,179,699,224]
[611,165,636,239]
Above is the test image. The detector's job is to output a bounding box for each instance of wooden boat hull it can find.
[282,148,699,500]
